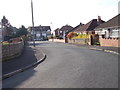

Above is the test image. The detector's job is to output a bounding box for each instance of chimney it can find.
[79,22,84,26]
[98,16,102,24]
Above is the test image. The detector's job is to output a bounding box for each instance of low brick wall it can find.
[99,38,120,47]
[2,41,24,61]
[68,39,89,45]
[49,39,65,43]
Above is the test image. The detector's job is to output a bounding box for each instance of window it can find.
[110,28,120,37]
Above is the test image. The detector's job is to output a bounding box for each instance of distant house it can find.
[95,14,120,38]
[58,25,73,39]
[54,28,59,37]
[71,22,84,33]
[73,16,105,34]
[28,25,51,40]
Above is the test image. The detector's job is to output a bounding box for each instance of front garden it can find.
[66,32,100,45]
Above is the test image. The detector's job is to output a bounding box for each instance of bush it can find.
[2,41,9,45]
[72,33,91,39]
[84,38,89,44]
[95,42,100,45]
[66,32,74,39]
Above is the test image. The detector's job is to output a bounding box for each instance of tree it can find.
[16,25,28,37]
[1,16,14,40]
[1,16,8,26]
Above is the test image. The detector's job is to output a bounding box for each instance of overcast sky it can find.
[0,0,119,31]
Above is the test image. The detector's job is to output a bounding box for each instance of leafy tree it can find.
[1,16,8,26]
[16,25,28,37]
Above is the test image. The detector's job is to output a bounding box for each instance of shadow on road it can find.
[2,67,37,88]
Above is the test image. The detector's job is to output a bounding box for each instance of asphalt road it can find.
[2,41,118,88]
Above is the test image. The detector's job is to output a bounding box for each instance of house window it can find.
[37,31,39,34]
[60,31,62,33]
[110,28,120,37]
[98,29,105,35]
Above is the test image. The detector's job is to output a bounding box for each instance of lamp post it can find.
[31,0,35,47]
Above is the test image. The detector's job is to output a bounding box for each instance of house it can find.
[95,14,120,38]
[28,25,51,41]
[73,16,105,34]
[70,22,84,33]
[95,14,120,47]
[54,28,59,37]
[58,25,73,39]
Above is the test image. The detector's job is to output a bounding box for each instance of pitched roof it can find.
[95,14,120,29]
[54,28,59,31]
[59,25,73,31]
[70,23,84,32]
[29,26,51,31]
[74,19,98,32]
[41,26,51,31]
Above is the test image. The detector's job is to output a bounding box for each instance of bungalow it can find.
[28,25,51,41]
[70,22,84,33]
[73,16,105,34]
[95,14,120,47]
[95,14,120,38]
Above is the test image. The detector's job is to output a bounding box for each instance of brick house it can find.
[70,22,84,32]
[95,14,120,47]
[58,25,73,39]
[73,16,105,34]
[28,25,51,41]
[95,14,120,38]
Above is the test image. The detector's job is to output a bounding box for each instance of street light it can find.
[31,0,35,47]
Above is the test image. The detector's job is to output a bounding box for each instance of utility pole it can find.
[31,0,35,47]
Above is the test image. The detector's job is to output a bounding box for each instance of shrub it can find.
[2,41,9,45]
[66,32,75,39]
[72,33,92,39]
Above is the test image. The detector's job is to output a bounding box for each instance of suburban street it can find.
[3,41,118,88]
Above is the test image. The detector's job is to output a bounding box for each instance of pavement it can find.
[2,42,46,80]
[68,43,120,55]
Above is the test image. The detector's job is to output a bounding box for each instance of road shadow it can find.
[2,67,37,88]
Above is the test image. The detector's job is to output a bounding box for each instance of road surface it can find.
[2,41,118,88]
